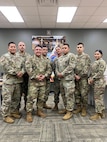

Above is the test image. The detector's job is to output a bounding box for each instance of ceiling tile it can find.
[38,7,57,15]
[41,22,56,28]
[55,23,70,28]
[11,23,27,28]
[83,22,100,28]
[18,7,38,16]
[69,22,85,28]
[80,0,103,6]
[72,16,90,22]
[0,0,15,6]
[0,22,13,28]
[40,15,56,22]
[0,0,107,28]
[0,15,9,22]
[94,7,107,15]
[14,0,37,6]
[23,16,40,22]
[58,0,81,6]
[97,23,107,28]
[101,0,107,6]
[76,7,97,16]
[88,16,106,22]
[26,22,41,28]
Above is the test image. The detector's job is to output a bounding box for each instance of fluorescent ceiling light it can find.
[57,7,77,23]
[0,6,24,22]
[103,19,107,23]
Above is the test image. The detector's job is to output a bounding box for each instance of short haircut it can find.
[42,45,48,49]
[35,44,42,48]
[77,42,84,47]
[8,42,16,47]
[63,43,70,47]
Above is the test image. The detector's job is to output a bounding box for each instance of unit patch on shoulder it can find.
[100,65,104,68]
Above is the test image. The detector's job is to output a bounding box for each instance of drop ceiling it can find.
[0,0,107,29]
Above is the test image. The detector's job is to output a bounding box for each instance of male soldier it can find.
[25,45,51,122]
[74,42,91,117]
[0,42,24,123]
[56,43,76,120]
[42,45,52,109]
[52,45,62,111]
[17,41,31,110]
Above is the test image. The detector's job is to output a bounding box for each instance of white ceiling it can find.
[0,0,107,29]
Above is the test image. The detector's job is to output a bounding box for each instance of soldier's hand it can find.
[37,75,45,81]
[37,75,41,80]
[57,73,63,78]
[17,71,23,78]
[75,74,80,81]
[40,75,45,81]
[88,78,93,84]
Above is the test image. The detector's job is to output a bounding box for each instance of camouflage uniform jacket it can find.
[16,51,31,72]
[52,57,60,80]
[25,55,52,84]
[75,52,91,77]
[56,52,76,81]
[42,56,52,79]
[89,58,106,81]
[0,52,24,84]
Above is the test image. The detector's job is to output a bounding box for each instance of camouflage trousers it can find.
[60,80,75,111]
[53,79,60,104]
[21,73,29,103]
[44,80,50,103]
[93,79,105,113]
[75,77,89,107]
[26,81,46,112]
[18,73,29,109]
[1,83,21,118]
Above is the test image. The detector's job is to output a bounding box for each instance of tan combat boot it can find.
[37,110,47,118]
[81,107,87,117]
[52,104,58,111]
[73,106,81,114]
[26,112,33,122]
[100,110,105,118]
[90,113,101,121]
[58,109,66,114]
[43,103,52,109]
[63,111,73,120]
[11,111,21,119]
[4,116,14,123]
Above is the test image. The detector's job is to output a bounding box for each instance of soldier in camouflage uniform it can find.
[56,43,76,120]
[42,45,52,109]
[88,50,106,120]
[0,42,24,123]
[17,42,31,110]
[74,42,91,117]
[52,45,62,111]
[25,45,51,122]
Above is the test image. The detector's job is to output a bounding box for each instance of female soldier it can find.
[88,50,106,120]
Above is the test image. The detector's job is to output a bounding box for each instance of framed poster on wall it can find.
[32,35,66,61]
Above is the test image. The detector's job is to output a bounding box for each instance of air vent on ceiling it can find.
[37,0,58,6]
